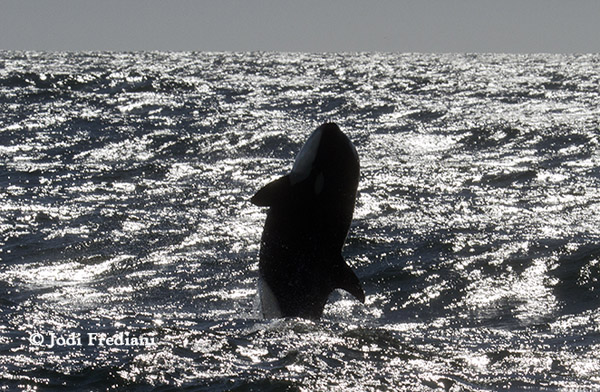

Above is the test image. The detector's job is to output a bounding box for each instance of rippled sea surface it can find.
[1,52,600,391]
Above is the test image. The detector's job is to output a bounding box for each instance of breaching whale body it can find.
[251,122,365,319]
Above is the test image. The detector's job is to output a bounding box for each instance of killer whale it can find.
[251,122,365,319]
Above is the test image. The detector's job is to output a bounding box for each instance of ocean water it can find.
[1,51,599,391]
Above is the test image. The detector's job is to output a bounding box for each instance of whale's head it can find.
[290,123,359,190]
[251,122,359,207]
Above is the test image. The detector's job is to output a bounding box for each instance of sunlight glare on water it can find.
[1,52,599,390]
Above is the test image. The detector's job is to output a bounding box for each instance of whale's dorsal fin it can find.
[333,256,365,303]
[250,175,291,207]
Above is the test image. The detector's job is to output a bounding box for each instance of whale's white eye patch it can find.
[290,128,322,185]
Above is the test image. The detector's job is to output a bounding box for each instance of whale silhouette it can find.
[251,122,365,319]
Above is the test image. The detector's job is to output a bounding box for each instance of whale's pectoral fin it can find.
[334,257,365,303]
[251,175,291,207]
